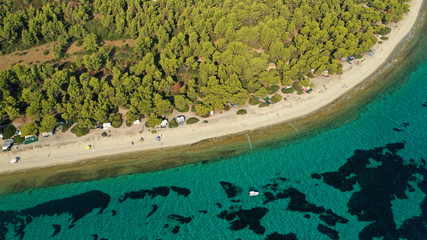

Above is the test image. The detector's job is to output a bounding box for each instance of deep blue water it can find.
[1,24,427,240]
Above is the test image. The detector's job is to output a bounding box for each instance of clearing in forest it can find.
[0,39,135,71]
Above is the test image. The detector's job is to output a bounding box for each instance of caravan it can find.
[3,139,14,151]
[176,115,186,125]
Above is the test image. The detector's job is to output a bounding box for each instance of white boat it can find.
[249,191,259,196]
[10,157,18,163]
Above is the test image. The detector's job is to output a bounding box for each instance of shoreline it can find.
[0,0,423,175]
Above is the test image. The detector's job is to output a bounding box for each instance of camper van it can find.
[3,139,14,151]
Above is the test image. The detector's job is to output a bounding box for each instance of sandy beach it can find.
[0,0,423,174]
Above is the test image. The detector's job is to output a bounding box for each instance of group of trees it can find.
[0,0,409,136]
[0,0,93,54]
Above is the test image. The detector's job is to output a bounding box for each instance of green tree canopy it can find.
[83,33,99,52]
[21,123,38,137]
[39,116,58,133]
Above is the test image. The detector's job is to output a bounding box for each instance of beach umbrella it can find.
[86,145,91,149]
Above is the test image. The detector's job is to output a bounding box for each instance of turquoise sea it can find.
[1,16,427,240]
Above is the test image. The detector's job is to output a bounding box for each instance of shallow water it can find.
[1,10,427,240]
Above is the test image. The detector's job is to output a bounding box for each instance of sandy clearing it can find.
[0,39,136,71]
[0,44,55,71]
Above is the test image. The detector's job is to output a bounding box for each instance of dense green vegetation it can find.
[61,121,74,132]
[249,97,261,105]
[0,0,409,136]
[236,109,247,115]
[1,125,15,139]
[271,93,282,103]
[0,0,93,54]
[282,87,295,94]
[186,117,200,125]
[13,135,24,144]
[259,102,270,108]
[168,119,179,128]
[267,85,280,94]
[70,124,89,137]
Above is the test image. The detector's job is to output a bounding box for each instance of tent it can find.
[103,123,112,130]
[177,115,186,125]
[160,119,168,128]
